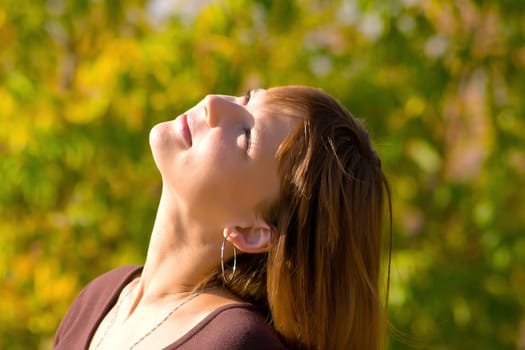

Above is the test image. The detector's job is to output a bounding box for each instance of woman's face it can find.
[149,89,297,229]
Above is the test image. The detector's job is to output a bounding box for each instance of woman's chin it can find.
[149,121,177,172]
[149,121,171,146]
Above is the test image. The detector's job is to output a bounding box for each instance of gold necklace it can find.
[93,286,215,350]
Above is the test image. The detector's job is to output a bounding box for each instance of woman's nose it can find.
[204,95,237,128]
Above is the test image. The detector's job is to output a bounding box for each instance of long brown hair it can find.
[264,86,391,349]
[200,86,392,350]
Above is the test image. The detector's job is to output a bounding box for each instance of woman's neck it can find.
[135,187,221,306]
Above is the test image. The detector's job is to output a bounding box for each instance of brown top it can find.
[54,265,288,350]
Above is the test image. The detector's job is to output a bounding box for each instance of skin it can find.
[89,89,298,349]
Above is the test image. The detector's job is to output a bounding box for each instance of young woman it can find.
[54,86,391,350]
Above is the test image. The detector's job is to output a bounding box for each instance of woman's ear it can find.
[223,224,272,253]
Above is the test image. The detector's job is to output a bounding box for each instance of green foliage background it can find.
[1,0,524,349]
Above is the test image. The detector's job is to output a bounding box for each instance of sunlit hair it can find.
[199,86,392,350]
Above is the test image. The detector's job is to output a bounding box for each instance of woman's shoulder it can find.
[85,265,142,292]
[53,265,142,349]
[69,265,142,309]
[170,303,289,350]
[63,264,142,320]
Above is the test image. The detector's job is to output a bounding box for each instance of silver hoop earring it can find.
[221,236,237,282]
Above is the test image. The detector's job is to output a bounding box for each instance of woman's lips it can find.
[177,113,192,147]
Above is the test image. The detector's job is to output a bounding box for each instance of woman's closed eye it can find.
[243,89,254,105]
[244,128,252,153]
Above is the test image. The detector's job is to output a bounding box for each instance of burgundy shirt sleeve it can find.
[167,304,289,350]
[53,265,142,350]
[53,265,289,350]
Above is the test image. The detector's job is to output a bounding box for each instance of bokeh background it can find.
[1,0,524,349]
